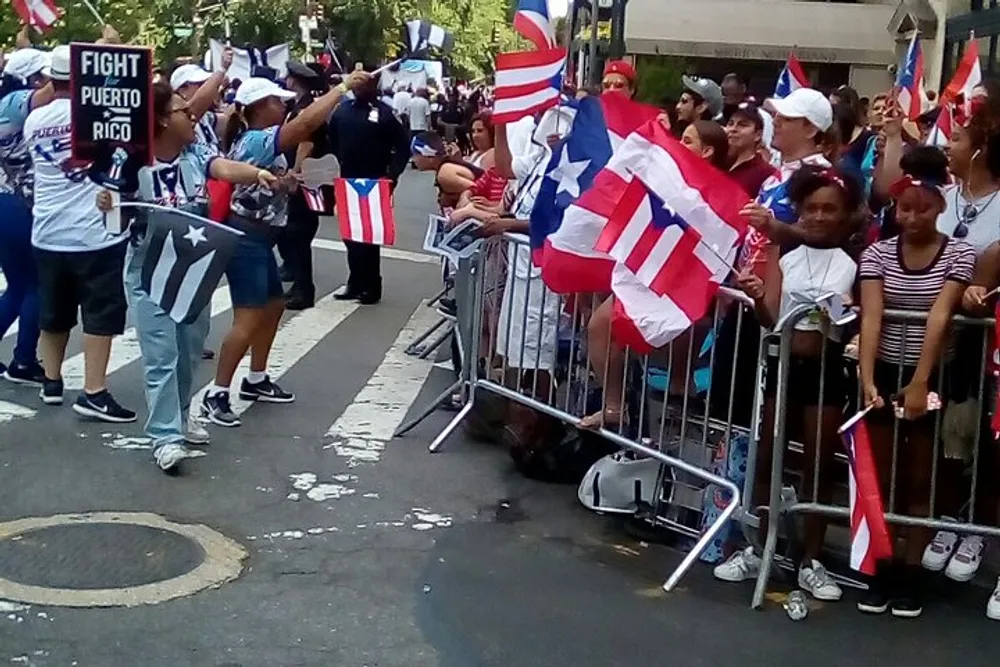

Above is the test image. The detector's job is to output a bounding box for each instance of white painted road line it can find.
[196,289,361,417]
[310,237,440,265]
[324,302,441,466]
[0,399,35,424]
[61,286,233,391]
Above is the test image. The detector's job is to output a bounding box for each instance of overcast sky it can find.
[549,0,569,18]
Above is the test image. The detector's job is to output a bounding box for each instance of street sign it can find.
[173,25,194,37]
[70,42,154,171]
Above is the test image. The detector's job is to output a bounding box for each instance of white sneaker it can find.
[987,578,1000,620]
[713,547,761,582]
[946,535,986,582]
[153,443,205,472]
[185,412,211,445]
[798,559,843,601]
[922,529,958,571]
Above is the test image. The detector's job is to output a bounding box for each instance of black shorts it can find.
[764,345,847,407]
[869,359,947,426]
[34,243,128,336]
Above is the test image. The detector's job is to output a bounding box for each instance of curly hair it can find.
[786,164,863,213]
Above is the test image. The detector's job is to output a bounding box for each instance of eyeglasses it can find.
[954,202,979,238]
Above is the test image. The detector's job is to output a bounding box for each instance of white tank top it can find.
[778,246,857,342]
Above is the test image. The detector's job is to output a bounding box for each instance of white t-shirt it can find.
[24,98,121,252]
[778,245,857,342]
[407,96,431,131]
[936,184,1000,254]
[392,91,412,117]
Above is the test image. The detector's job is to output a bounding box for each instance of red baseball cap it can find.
[603,60,636,84]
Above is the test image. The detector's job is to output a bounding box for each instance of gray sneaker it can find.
[153,443,204,472]
[201,391,241,427]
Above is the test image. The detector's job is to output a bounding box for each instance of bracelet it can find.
[337,82,349,94]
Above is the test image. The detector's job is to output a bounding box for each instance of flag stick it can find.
[113,202,247,236]
[838,403,875,435]
[372,57,405,75]
[80,0,105,26]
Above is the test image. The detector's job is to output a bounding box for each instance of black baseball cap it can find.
[728,100,764,129]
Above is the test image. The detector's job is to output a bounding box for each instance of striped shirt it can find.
[859,236,976,366]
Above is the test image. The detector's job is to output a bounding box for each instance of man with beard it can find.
[326,66,410,305]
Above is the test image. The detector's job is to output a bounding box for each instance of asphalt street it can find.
[0,171,995,666]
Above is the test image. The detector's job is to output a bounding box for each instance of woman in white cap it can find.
[97,80,280,472]
[0,45,53,386]
[199,70,368,428]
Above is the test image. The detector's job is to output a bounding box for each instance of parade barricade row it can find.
[401,233,1000,609]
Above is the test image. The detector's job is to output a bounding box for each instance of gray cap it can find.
[681,75,724,117]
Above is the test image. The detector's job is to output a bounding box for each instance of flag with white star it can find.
[139,209,244,324]
[529,93,660,294]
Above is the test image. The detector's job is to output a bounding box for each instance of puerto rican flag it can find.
[514,0,556,50]
[896,33,927,120]
[493,48,566,124]
[774,53,808,99]
[334,178,396,246]
[840,414,893,575]
[301,186,326,213]
[13,0,60,31]
[598,122,749,352]
[942,33,982,126]
[529,93,659,293]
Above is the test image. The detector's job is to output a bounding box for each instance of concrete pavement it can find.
[0,171,995,666]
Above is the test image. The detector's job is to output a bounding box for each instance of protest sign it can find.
[70,42,154,170]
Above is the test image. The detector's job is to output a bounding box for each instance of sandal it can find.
[579,408,629,431]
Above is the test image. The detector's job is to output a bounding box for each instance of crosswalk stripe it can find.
[310,237,440,266]
[61,286,233,391]
[197,289,361,417]
[324,302,441,465]
[0,399,35,423]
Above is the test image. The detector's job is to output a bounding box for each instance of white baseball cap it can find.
[764,88,833,132]
[234,77,296,106]
[3,48,49,82]
[170,64,212,91]
[42,45,70,82]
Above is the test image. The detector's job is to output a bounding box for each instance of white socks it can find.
[246,371,267,385]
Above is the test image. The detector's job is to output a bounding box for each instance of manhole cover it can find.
[0,523,204,589]
[0,512,246,608]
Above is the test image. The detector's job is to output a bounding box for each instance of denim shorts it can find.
[224,233,282,308]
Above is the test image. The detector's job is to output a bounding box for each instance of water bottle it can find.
[784,590,808,620]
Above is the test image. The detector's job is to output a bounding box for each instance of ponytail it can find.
[221,104,247,153]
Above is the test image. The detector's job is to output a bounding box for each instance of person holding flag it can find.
[96,80,281,472]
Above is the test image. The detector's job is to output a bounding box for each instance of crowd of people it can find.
[402,58,1000,621]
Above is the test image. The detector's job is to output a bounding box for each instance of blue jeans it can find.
[0,193,39,365]
[124,237,210,448]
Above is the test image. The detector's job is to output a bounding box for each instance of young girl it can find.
[98,81,279,472]
[858,148,976,617]
[716,166,860,603]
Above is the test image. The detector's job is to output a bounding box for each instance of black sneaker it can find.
[39,377,64,405]
[891,565,924,618]
[3,360,46,386]
[857,586,889,615]
[239,376,295,403]
[72,390,137,423]
[201,391,241,427]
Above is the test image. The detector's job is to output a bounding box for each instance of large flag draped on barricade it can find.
[140,211,243,325]
[600,122,749,351]
[840,414,894,575]
[529,94,659,293]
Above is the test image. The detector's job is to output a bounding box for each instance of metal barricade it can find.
[420,233,750,593]
[749,305,1000,609]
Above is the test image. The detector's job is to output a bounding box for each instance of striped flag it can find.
[774,53,808,99]
[514,0,556,49]
[895,33,927,120]
[404,20,455,57]
[301,186,326,213]
[13,0,60,31]
[140,211,243,325]
[334,178,396,246]
[840,415,893,575]
[493,47,566,124]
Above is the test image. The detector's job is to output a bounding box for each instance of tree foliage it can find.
[0,0,520,78]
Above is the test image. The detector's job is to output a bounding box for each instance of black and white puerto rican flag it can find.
[140,212,243,325]
[404,20,455,58]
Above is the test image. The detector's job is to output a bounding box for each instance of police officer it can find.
[327,65,409,305]
[278,60,330,310]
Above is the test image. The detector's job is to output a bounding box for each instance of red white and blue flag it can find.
[840,414,893,575]
[334,178,396,246]
[774,53,808,99]
[529,94,659,293]
[301,186,326,213]
[493,48,566,124]
[13,0,60,31]
[597,122,749,351]
[929,34,983,146]
[514,0,556,49]
[896,33,927,120]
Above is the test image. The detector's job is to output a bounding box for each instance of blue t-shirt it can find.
[227,126,288,225]
[0,89,35,200]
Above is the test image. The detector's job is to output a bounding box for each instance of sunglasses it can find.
[953,202,980,239]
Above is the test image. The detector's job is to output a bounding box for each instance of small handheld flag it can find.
[334,178,396,246]
[840,410,893,575]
